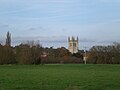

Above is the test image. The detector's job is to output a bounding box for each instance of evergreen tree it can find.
[5,31,11,46]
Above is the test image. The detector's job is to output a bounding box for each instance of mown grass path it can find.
[0,64,120,90]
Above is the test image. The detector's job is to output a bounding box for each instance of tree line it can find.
[87,43,120,64]
[0,39,120,65]
[0,41,83,65]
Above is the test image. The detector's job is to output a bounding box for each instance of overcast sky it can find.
[0,0,120,49]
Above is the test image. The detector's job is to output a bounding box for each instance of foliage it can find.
[88,43,120,64]
[0,40,83,65]
[73,52,83,59]
[15,41,42,65]
[41,47,83,64]
[0,45,15,64]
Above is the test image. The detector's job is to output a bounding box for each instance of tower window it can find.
[69,43,72,47]
[73,43,76,47]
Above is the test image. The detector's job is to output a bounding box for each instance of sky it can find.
[0,0,120,49]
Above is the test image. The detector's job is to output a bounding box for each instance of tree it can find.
[5,31,11,46]
[0,45,15,65]
[88,43,120,64]
[15,41,42,65]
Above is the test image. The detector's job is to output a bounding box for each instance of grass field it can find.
[0,64,120,90]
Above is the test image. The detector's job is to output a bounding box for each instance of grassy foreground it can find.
[0,64,120,90]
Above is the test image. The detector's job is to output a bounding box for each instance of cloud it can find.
[0,24,11,33]
[38,26,46,31]
[0,24,9,28]
[0,0,120,49]
[79,38,96,43]
[0,0,79,17]
[11,36,97,45]
[0,0,76,4]
[0,35,117,49]
[97,0,120,3]
[12,36,66,42]
[0,6,36,15]
[11,36,67,47]
[27,26,46,32]
[28,27,36,31]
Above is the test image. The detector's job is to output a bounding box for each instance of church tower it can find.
[68,36,79,54]
[5,31,11,46]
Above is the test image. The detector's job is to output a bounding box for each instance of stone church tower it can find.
[68,36,79,54]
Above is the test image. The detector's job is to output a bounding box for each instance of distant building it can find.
[41,52,48,58]
[5,31,11,46]
[68,36,79,54]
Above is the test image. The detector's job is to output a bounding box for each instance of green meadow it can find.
[0,64,120,90]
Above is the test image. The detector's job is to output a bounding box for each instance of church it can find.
[68,36,79,54]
